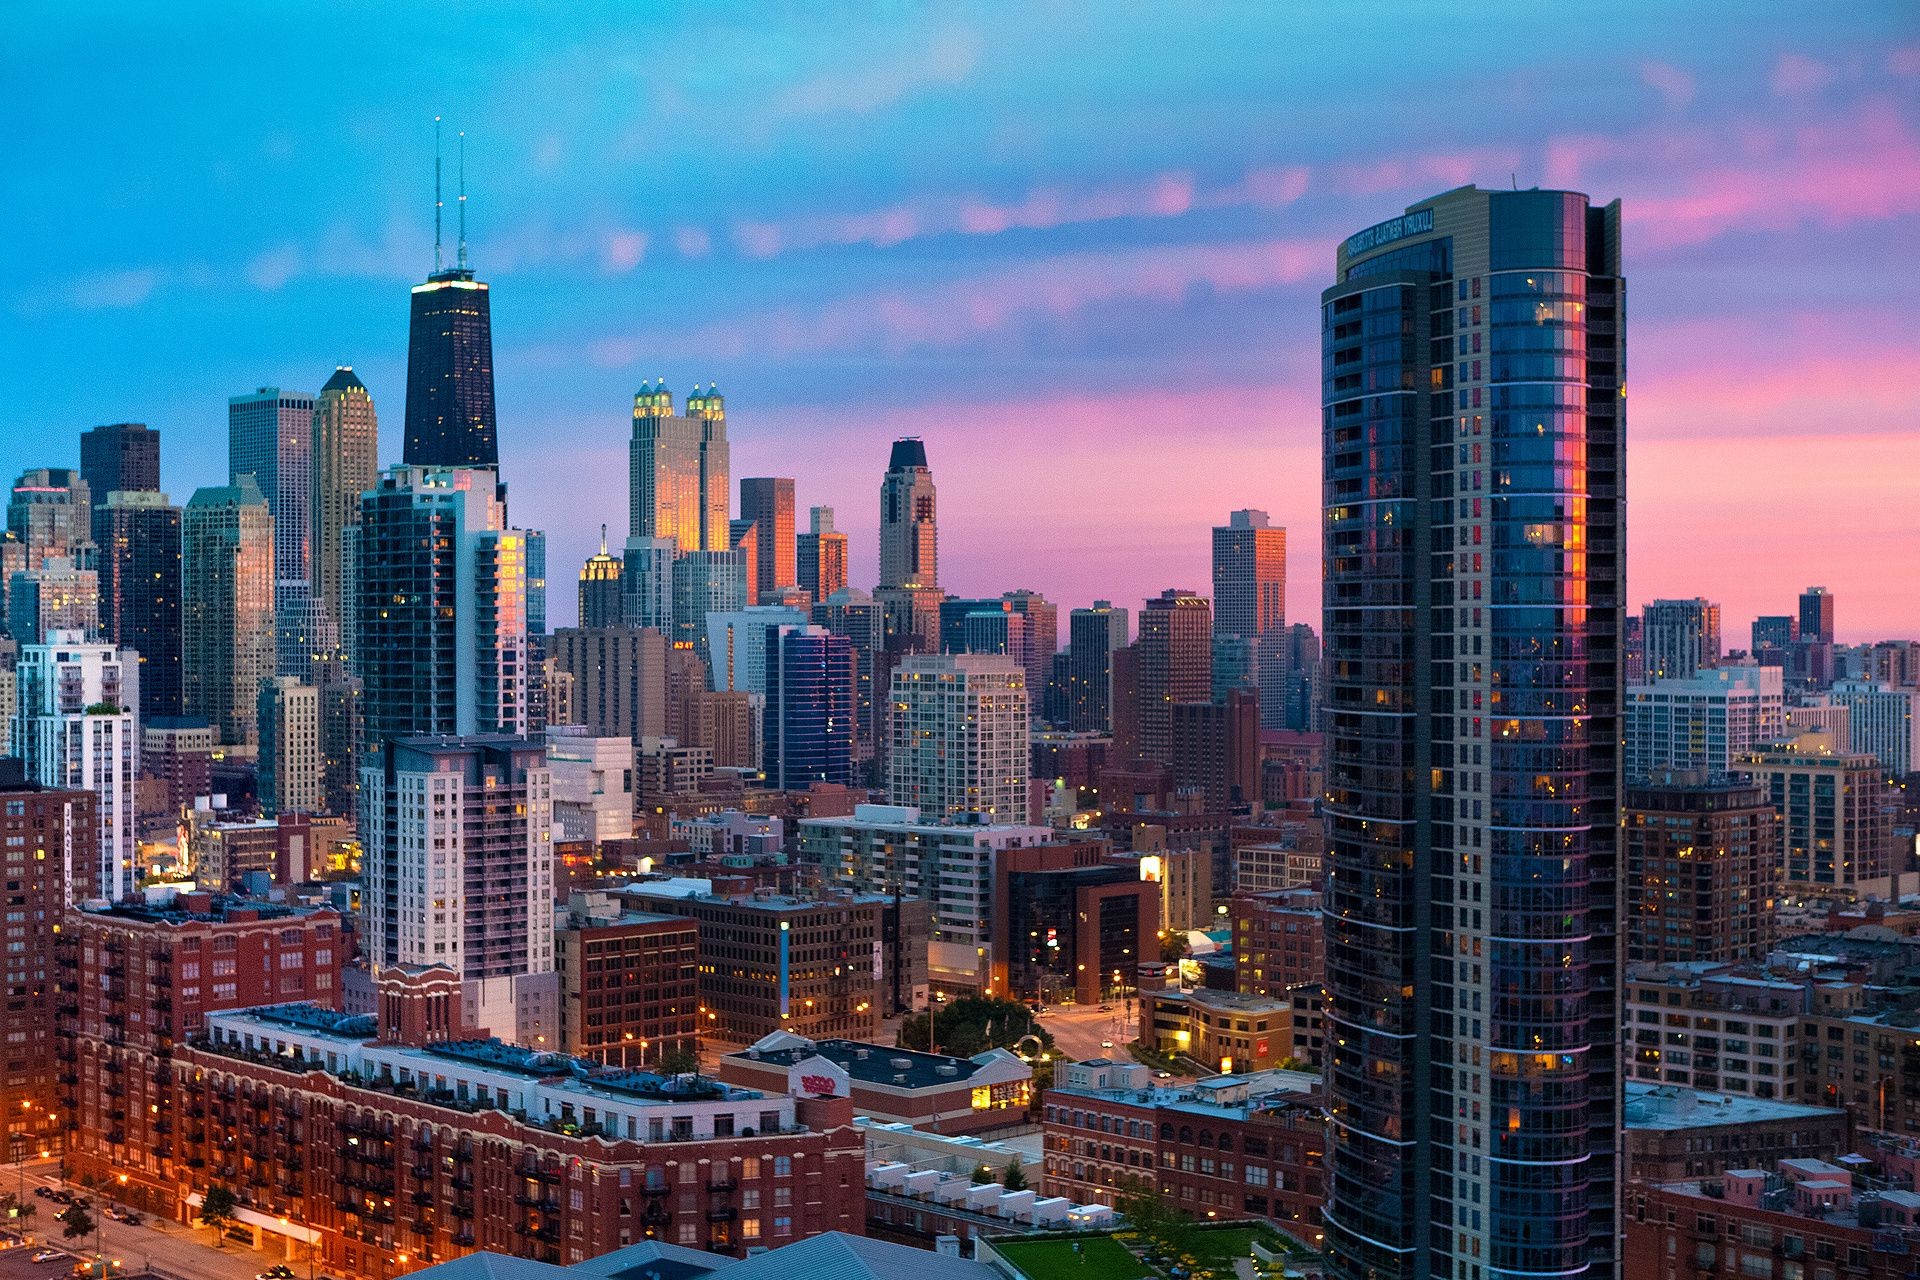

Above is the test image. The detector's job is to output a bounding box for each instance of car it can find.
[32,1187,51,1199]
[1154,1070,1173,1078]
[258,1267,298,1280]
[120,1212,143,1227]
[30,1249,65,1263]
[1098,1004,1114,1012]
[47,1191,71,1204]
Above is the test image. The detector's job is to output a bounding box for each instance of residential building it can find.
[551,625,671,746]
[92,489,182,717]
[740,477,797,600]
[1624,775,1780,965]
[139,716,212,815]
[6,467,92,570]
[706,606,810,695]
[797,506,848,604]
[11,632,137,901]
[718,1032,1033,1135]
[1320,188,1626,1280]
[1624,964,1808,1100]
[1740,732,1896,894]
[813,588,886,765]
[1833,679,1920,776]
[764,625,857,791]
[1067,601,1128,734]
[1625,665,1786,782]
[886,654,1030,823]
[1641,597,1722,681]
[257,675,321,816]
[5,554,98,643]
[1168,689,1259,809]
[546,725,636,845]
[621,535,676,632]
[556,892,699,1067]
[229,386,317,677]
[1132,590,1211,766]
[672,549,750,666]
[1212,510,1286,727]
[629,380,729,552]
[1622,1083,1850,1183]
[309,366,380,668]
[181,478,274,748]
[1232,888,1324,1006]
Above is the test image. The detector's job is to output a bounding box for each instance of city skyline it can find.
[7,4,1918,638]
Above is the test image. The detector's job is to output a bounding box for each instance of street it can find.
[1038,1000,1142,1065]
[1,1157,297,1280]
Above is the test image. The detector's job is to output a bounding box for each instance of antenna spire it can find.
[433,116,444,273]
[599,523,608,555]
[458,129,469,269]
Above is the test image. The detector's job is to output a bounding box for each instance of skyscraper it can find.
[1212,509,1287,726]
[1623,776,1778,966]
[886,653,1030,823]
[78,423,160,506]
[763,624,856,790]
[309,366,379,669]
[578,526,623,628]
[1640,596,1721,681]
[228,386,316,678]
[7,468,92,571]
[93,490,182,718]
[402,142,497,469]
[12,633,137,902]
[813,586,886,767]
[181,479,275,749]
[739,477,797,600]
[352,466,529,755]
[1067,600,1128,733]
[628,381,729,552]
[797,505,848,602]
[257,675,321,816]
[620,536,675,631]
[670,548,748,669]
[877,438,940,652]
[1799,586,1835,645]
[1132,589,1212,766]
[1320,187,1625,1280]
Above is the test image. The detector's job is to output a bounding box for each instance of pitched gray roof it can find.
[719,1233,997,1280]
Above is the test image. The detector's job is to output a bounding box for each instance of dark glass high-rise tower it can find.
[403,267,497,468]
[1321,187,1625,1280]
[79,423,160,506]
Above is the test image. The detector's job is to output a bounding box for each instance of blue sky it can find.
[6,2,1918,636]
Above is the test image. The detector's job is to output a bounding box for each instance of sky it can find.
[5,2,1918,641]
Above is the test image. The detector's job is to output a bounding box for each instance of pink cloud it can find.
[1331,145,1526,198]
[1771,52,1838,97]
[1640,60,1696,108]
[1890,45,1920,77]
[673,226,713,258]
[600,230,648,273]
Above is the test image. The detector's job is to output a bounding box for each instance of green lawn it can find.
[995,1236,1154,1280]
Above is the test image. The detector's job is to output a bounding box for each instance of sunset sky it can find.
[6,2,1917,640]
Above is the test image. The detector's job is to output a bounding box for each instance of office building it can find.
[1740,731,1895,894]
[629,380,729,551]
[181,478,275,748]
[719,1033,1034,1136]
[578,525,624,627]
[1625,666,1786,783]
[764,625,857,791]
[1623,776,1779,966]
[1832,679,1920,776]
[316,669,361,817]
[797,506,848,603]
[549,625,670,745]
[309,366,380,667]
[0,762,91,1159]
[1783,694,1849,741]
[92,490,181,717]
[989,840,1159,1006]
[1799,586,1835,645]
[5,555,98,643]
[1140,989,1300,1074]
[619,535,675,631]
[877,438,940,651]
[1042,1060,1324,1237]
[556,892,699,1067]
[813,587,886,765]
[1621,1083,1852,1185]
[78,422,160,505]
[353,466,530,753]
[257,675,321,816]
[619,879,927,1045]
[6,467,92,571]
[1132,589,1212,766]
[11,632,138,901]
[1751,615,1796,666]
[1066,600,1128,733]
[1213,509,1287,725]
[229,386,317,677]
[1169,688,1260,809]
[361,735,556,1045]
[799,803,1050,996]
[1232,886,1326,1009]
[1641,597,1722,681]
[740,477,797,600]
[545,725,636,845]
[706,604,809,695]
[139,716,212,814]
[403,202,498,467]
[886,653,1031,823]
[1320,188,1626,1280]
[671,548,749,666]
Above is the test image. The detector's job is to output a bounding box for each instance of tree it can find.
[60,1205,94,1242]
[897,997,1055,1058]
[1160,931,1188,964]
[1116,1177,1194,1260]
[658,1047,701,1075]
[198,1184,238,1248]
[970,1162,996,1185]
[1000,1157,1028,1192]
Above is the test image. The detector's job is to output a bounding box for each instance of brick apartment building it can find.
[557,894,700,1068]
[717,1033,1033,1136]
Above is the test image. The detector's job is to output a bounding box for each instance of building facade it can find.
[310,366,380,668]
[182,478,275,748]
[258,675,323,816]
[79,421,161,505]
[1624,776,1779,966]
[229,386,317,677]
[404,253,499,468]
[629,381,729,553]
[764,625,857,791]
[885,654,1031,823]
[1640,597,1722,682]
[797,507,848,604]
[1133,590,1212,766]
[92,489,182,718]
[11,633,137,901]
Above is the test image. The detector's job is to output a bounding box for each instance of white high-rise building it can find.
[257,676,321,816]
[886,653,1031,823]
[1626,665,1785,783]
[361,735,556,1045]
[1833,680,1920,776]
[11,632,138,902]
[545,725,635,845]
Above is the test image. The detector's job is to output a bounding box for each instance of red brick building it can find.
[1230,888,1323,1004]
[0,766,92,1160]
[717,1033,1032,1136]
[78,993,865,1276]
[988,841,1159,1006]
[1041,1059,1325,1244]
[557,896,700,1067]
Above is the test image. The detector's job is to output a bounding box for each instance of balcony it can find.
[708,1173,736,1192]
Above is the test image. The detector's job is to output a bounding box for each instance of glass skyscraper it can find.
[1320,187,1625,1280]
[403,268,498,469]
[228,386,316,678]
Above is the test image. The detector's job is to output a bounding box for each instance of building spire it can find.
[458,129,469,270]
[599,523,608,556]
[433,116,444,274]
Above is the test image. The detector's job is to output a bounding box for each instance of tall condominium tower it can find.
[228,386,316,677]
[797,506,849,603]
[1133,589,1212,766]
[813,587,886,765]
[886,653,1031,823]
[7,468,92,571]
[11,633,138,902]
[402,144,498,470]
[763,624,857,791]
[181,479,275,749]
[628,381,729,552]
[1640,597,1721,682]
[1212,509,1287,727]
[1067,600,1129,734]
[352,466,530,757]
[257,675,321,816]
[79,423,160,506]
[1320,187,1625,1280]
[1799,586,1835,645]
[739,477,797,599]
[578,526,623,628]
[309,367,379,668]
[877,438,940,653]
[620,536,675,631]
[93,490,182,718]
[670,549,748,668]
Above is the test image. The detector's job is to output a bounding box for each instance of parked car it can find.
[257,1266,299,1280]
[30,1249,65,1263]
[31,1187,50,1199]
